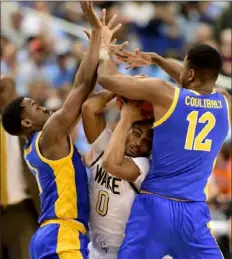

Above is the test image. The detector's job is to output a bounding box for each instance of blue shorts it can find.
[30,220,89,259]
[118,194,223,259]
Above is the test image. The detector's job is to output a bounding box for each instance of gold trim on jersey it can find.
[188,90,201,96]
[204,157,217,201]
[188,90,216,96]
[24,144,32,156]
[35,132,78,219]
[140,190,189,202]
[204,183,209,202]
[222,94,231,129]
[35,132,74,164]
[153,87,180,128]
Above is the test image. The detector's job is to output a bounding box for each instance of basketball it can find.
[116,95,153,119]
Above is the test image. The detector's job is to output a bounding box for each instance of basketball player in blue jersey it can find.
[97,43,231,258]
[1,2,121,258]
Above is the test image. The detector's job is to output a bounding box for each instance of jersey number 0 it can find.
[185,111,216,152]
[96,190,109,216]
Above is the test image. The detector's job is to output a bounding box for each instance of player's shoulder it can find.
[215,88,231,115]
[91,127,112,155]
[149,78,176,93]
[131,156,150,175]
[26,131,40,148]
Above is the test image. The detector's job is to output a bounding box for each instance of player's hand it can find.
[81,1,101,29]
[99,40,128,61]
[101,9,122,45]
[121,100,145,123]
[83,30,128,55]
[102,39,129,53]
[116,48,153,70]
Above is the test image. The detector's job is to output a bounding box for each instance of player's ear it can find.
[21,118,32,128]
[188,69,195,82]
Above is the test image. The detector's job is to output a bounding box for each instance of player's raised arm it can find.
[82,90,115,144]
[102,101,147,182]
[115,48,183,85]
[40,1,101,147]
[97,45,175,108]
[82,8,122,144]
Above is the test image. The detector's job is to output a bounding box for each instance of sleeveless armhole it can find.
[35,132,74,164]
[153,87,180,128]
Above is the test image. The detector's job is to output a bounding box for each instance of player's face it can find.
[20,98,52,132]
[180,56,195,88]
[125,123,153,157]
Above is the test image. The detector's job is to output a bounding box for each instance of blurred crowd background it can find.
[0,1,231,259]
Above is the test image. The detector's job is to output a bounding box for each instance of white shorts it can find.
[88,242,117,259]
[88,243,173,259]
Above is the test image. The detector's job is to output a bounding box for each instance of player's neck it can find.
[24,131,36,142]
[188,81,215,95]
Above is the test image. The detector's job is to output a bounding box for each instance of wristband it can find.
[99,47,110,60]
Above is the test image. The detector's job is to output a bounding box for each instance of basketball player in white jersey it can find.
[82,90,153,259]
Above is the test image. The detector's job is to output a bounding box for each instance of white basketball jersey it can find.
[88,127,150,250]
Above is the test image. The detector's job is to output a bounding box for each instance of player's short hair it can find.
[187,44,222,81]
[133,119,154,128]
[2,97,25,135]
[133,119,154,138]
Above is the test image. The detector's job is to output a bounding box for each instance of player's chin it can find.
[126,150,142,158]
[125,150,135,158]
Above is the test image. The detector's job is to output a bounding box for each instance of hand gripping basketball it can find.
[116,96,153,119]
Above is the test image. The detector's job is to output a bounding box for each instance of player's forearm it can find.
[83,28,101,88]
[102,117,131,169]
[73,29,101,88]
[97,49,119,80]
[102,117,140,181]
[58,30,101,133]
[99,71,159,102]
[81,90,116,144]
[98,54,140,99]
[98,48,167,103]
[151,54,182,85]
[73,58,85,88]
[66,30,101,116]
[83,90,115,115]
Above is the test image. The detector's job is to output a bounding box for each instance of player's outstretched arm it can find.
[98,45,175,107]
[102,101,144,182]
[115,48,183,85]
[40,1,101,147]
[82,8,122,144]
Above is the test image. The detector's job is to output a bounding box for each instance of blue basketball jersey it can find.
[24,132,89,228]
[141,87,230,201]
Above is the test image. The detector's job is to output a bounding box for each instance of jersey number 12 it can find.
[185,111,216,152]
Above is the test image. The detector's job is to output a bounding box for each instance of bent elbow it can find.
[98,75,111,89]
[102,159,117,176]
[82,98,100,116]
[102,159,139,182]
[81,99,92,113]
[128,174,139,183]
[102,159,111,172]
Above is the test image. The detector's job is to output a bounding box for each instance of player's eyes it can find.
[133,131,140,137]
